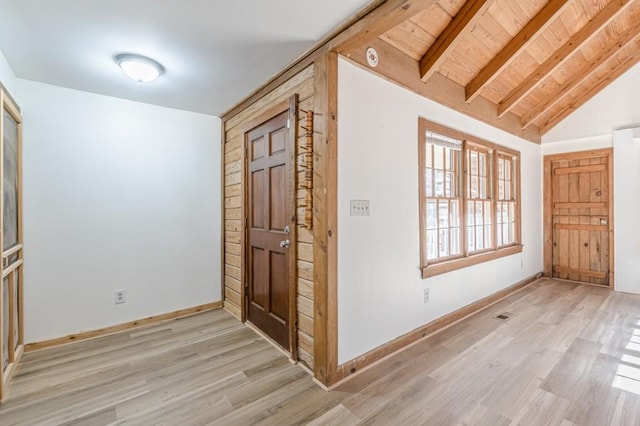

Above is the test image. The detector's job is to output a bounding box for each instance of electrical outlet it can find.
[350,200,370,216]
[114,289,126,305]
[423,288,430,304]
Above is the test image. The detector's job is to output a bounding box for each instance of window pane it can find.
[497,223,502,246]
[445,172,453,197]
[450,200,460,226]
[476,225,483,250]
[510,220,515,244]
[504,180,511,199]
[434,145,444,169]
[479,153,486,177]
[483,201,492,225]
[425,168,433,197]
[439,229,449,257]
[471,176,478,198]
[427,230,437,259]
[484,224,492,247]
[425,145,432,168]
[450,228,459,255]
[480,177,486,198]
[498,180,504,199]
[438,201,449,228]
[467,202,474,226]
[467,227,475,252]
[435,170,444,197]
[475,201,483,226]
[470,151,478,176]
[503,223,509,244]
[505,160,511,179]
[498,159,504,180]
[426,200,437,229]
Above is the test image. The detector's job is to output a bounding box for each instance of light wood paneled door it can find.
[544,149,613,287]
[0,85,24,402]
[246,109,295,351]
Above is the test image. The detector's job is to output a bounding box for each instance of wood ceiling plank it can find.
[410,4,454,39]
[438,0,469,16]
[522,16,640,128]
[419,0,493,82]
[465,0,572,103]
[335,0,440,53]
[498,0,633,118]
[540,37,640,133]
[381,20,435,60]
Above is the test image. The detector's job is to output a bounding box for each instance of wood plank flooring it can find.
[1,278,640,425]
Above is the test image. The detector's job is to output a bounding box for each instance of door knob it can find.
[280,239,290,248]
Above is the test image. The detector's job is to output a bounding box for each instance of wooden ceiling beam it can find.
[498,0,633,118]
[345,38,541,143]
[334,0,439,53]
[419,0,492,82]
[540,38,640,134]
[465,0,571,103]
[522,20,640,128]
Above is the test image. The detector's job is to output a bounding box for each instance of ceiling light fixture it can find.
[115,53,164,83]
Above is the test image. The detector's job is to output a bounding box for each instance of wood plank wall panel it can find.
[222,65,316,370]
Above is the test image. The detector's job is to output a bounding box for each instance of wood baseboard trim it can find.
[327,272,544,388]
[24,301,223,353]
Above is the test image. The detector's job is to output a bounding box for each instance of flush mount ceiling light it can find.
[115,53,164,83]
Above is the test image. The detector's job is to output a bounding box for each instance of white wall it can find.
[337,59,543,363]
[613,129,640,294]
[18,79,221,343]
[0,48,18,99]
[541,134,612,157]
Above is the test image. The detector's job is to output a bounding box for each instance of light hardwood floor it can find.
[1,278,640,425]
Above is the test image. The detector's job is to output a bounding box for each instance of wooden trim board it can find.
[326,272,544,387]
[312,52,340,385]
[24,301,223,352]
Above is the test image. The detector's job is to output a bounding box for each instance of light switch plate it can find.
[350,200,370,216]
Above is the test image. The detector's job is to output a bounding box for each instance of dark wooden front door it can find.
[546,150,613,286]
[247,110,292,349]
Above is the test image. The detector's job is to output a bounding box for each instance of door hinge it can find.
[287,118,291,129]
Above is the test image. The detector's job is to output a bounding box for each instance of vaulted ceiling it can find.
[338,0,640,141]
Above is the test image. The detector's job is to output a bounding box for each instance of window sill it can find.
[421,244,523,279]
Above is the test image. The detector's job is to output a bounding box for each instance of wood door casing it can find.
[246,109,295,351]
[544,149,614,287]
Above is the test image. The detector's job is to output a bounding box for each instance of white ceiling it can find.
[0,0,372,116]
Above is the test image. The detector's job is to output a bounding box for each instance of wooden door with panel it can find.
[548,150,613,286]
[0,87,24,402]
[246,110,294,351]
